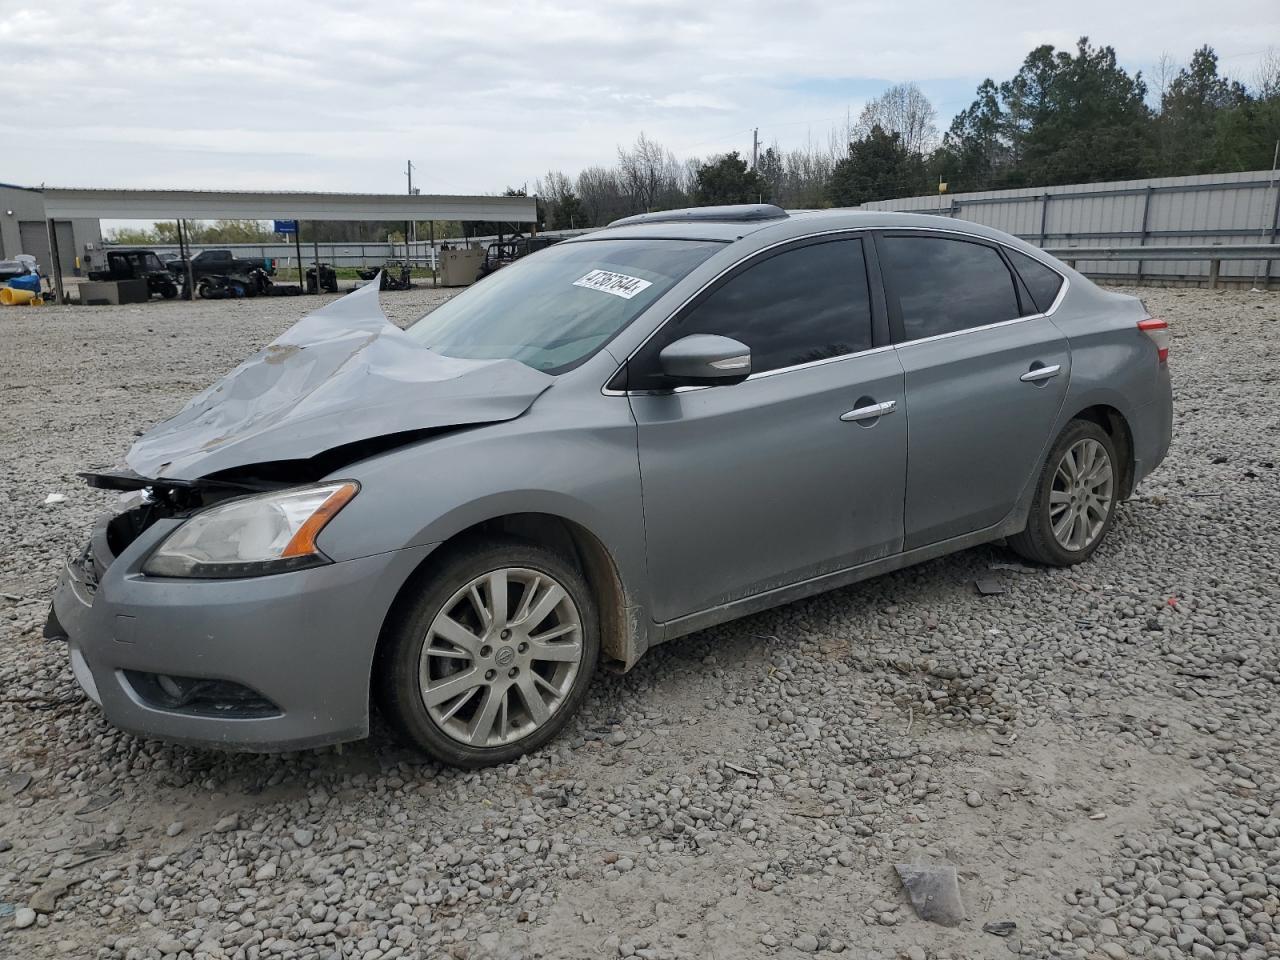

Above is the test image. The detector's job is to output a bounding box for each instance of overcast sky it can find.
[2,0,1277,199]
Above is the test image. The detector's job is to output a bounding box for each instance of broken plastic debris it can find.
[974,578,1006,596]
[894,862,966,927]
[983,920,1017,937]
[989,562,1037,574]
[43,493,67,505]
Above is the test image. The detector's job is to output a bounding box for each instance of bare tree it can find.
[781,135,834,207]
[680,156,704,198]
[828,107,855,164]
[576,165,626,226]
[1151,52,1180,111]
[617,132,682,213]
[1255,47,1280,100]
[852,83,939,155]
[540,169,575,205]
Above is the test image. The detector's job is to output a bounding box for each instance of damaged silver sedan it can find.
[47,205,1172,767]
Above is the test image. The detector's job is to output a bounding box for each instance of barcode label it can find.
[572,269,653,300]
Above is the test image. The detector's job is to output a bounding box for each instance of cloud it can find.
[1,0,1276,195]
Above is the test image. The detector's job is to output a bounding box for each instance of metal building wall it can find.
[860,170,1280,282]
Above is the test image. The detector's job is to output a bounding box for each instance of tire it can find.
[160,283,178,299]
[377,538,599,768]
[1008,419,1120,567]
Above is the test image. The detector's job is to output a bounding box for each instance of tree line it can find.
[110,37,1279,245]
[534,38,1280,227]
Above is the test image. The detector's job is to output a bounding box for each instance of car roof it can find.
[566,207,1052,260]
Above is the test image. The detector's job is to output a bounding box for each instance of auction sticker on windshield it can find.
[573,269,653,300]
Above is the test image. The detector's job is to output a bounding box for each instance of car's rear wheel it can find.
[377,538,599,768]
[1009,420,1119,566]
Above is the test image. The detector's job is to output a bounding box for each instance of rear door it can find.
[627,235,907,622]
[876,231,1071,549]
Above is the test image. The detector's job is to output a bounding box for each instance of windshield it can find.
[407,238,723,373]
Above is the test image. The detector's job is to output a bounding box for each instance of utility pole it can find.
[405,160,417,249]
[751,128,759,170]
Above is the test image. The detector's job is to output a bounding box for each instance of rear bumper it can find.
[51,513,434,752]
[1131,369,1174,488]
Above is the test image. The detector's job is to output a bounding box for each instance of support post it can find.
[429,220,437,287]
[294,225,303,290]
[1137,186,1153,285]
[1038,193,1050,246]
[1264,184,1280,289]
[1209,258,1221,290]
[313,225,320,294]
[46,218,65,304]
[179,219,195,300]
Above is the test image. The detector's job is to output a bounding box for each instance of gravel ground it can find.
[0,285,1277,960]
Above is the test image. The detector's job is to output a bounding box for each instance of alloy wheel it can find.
[1050,437,1114,551]
[419,567,583,748]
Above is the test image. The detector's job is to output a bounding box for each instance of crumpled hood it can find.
[126,280,554,480]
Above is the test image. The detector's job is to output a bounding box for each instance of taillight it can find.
[1138,318,1170,364]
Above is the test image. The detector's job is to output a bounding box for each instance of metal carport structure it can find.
[36,187,539,302]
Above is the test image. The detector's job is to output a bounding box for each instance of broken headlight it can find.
[142,482,359,578]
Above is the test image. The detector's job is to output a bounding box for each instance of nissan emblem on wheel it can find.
[47,204,1172,767]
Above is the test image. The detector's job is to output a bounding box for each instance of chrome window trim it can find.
[746,343,894,380]
[600,223,1071,396]
[892,312,1044,349]
[879,229,1071,349]
[607,343,897,397]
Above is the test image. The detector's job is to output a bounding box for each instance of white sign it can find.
[572,269,653,300]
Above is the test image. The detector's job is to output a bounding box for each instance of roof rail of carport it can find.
[30,187,539,224]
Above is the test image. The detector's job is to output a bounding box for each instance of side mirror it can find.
[658,335,752,386]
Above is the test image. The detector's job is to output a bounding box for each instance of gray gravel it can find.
[0,285,1277,960]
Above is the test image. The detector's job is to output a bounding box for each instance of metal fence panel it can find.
[862,169,1280,283]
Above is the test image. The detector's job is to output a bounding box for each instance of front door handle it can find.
[1020,363,1062,383]
[841,399,897,422]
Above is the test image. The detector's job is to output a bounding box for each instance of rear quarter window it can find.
[1005,249,1066,314]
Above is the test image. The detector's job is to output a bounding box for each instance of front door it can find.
[876,232,1071,549]
[626,236,908,623]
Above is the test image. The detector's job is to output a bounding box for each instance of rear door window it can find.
[1005,248,1065,314]
[880,235,1021,341]
[629,237,873,388]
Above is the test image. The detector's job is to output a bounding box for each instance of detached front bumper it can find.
[49,511,434,752]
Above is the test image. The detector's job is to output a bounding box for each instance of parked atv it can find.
[306,263,339,294]
[89,250,179,299]
[195,269,271,300]
[356,261,413,291]
[477,235,561,279]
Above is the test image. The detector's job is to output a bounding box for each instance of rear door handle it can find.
[1020,363,1062,383]
[841,399,897,422]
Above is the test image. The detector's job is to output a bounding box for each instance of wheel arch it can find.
[1066,403,1136,499]
[373,510,646,690]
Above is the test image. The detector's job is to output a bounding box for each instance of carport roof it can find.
[30,187,537,223]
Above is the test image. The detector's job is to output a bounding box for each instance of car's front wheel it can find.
[377,538,599,768]
[1009,419,1120,566]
